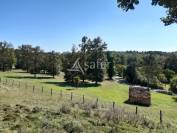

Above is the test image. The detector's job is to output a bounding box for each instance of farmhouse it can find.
[128,86,151,106]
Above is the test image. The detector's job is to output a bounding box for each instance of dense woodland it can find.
[1,37,177,94]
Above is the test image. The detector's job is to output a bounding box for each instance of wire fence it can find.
[0,77,175,126]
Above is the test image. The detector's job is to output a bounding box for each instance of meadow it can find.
[0,70,177,132]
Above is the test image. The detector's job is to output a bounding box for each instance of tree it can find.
[117,0,177,25]
[115,64,125,77]
[86,37,107,84]
[29,46,42,77]
[158,73,167,84]
[0,41,16,71]
[79,36,89,82]
[15,45,33,72]
[143,54,161,88]
[170,77,177,94]
[164,69,175,83]
[125,63,137,83]
[47,51,61,78]
[164,54,177,73]
[73,76,80,87]
[63,45,80,83]
[106,52,115,80]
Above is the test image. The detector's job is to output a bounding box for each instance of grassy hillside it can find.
[0,70,177,132]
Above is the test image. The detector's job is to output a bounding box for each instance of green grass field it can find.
[0,70,177,126]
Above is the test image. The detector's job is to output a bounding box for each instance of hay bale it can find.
[128,86,151,106]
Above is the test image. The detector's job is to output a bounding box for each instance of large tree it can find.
[0,41,16,71]
[79,36,89,82]
[143,54,161,88]
[47,51,61,78]
[86,37,107,84]
[117,0,177,25]
[15,45,33,72]
[29,46,43,77]
[63,45,80,83]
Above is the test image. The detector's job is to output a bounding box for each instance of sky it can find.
[0,0,177,52]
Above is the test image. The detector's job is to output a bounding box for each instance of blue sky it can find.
[0,0,177,52]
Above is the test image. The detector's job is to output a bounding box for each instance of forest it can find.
[1,37,177,94]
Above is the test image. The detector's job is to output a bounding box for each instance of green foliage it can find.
[28,46,42,77]
[165,54,177,73]
[125,64,137,84]
[115,64,125,77]
[106,52,115,80]
[143,54,161,88]
[117,0,177,25]
[0,41,16,71]
[16,45,61,78]
[46,51,61,78]
[63,36,107,85]
[15,45,33,72]
[86,37,107,84]
[79,36,89,82]
[170,77,177,94]
[164,69,175,82]
[73,76,80,87]
[158,73,168,83]
[63,45,80,83]
[123,54,163,89]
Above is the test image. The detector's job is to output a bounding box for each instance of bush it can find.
[73,76,80,87]
[158,73,168,84]
[60,104,71,114]
[63,120,84,133]
[164,69,175,83]
[170,77,177,94]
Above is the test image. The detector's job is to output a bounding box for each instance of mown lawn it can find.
[0,69,177,124]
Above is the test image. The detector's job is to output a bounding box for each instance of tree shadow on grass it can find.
[172,97,177,102]
[124,100,151,107]
[5,76,53,80]
[43,81,101,89]
[13,71,28,74]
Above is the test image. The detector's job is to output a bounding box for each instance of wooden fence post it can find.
[71,92,73,101]
[12,80,14,86]
[60,90,62,97]
[42,87,44,93]
[33,85,35,93]
[160,110,163,124]
[96,98,98,107]
[6,79,7,85]
[25,83,27,89]
[51,88,53,96]
[19,82,20,88]
[83,95,85,104]
[113,102,115,110]
[136,106,138,115]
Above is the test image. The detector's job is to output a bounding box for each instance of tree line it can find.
[1,38,177,93]
[113,51,177,93]
[0,42,61,78]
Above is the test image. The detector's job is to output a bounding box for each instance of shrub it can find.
[63,120,84,133]
[158,73,168,84]
[73,76,80,87]
[164,69,175,83]
[60,104,71,114]
[170,77,177,94]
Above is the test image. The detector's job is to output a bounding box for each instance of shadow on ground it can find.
[124,100,150,107]
[5,76,53,79]
[43,81,101,88]
[172,97,177,102]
